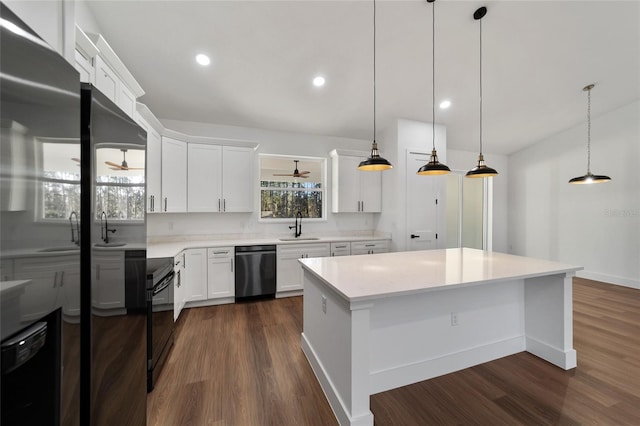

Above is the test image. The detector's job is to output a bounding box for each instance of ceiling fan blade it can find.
[71,157,80,163]
[105,161,127,170]
[299,171,310,175]
[273,173,294,176]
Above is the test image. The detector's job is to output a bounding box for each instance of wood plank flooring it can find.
[147,278,640,425]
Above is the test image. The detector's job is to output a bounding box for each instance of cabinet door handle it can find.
[150,195,154,212]
[218,199,221,212]
[361,201,364,212]
[164,197,168,212]
[59,271,65,287]
[223,199,226,212]
[183,253,186,268]
[230,259,233,272]
[213,251,228,255]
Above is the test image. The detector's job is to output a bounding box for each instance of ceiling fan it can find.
[105,149,144,171]
[273,160,310,178]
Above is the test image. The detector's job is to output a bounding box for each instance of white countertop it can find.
[299,248,583,303]
[147,234,389,259]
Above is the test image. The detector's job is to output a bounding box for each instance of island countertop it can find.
[299,247,583,303]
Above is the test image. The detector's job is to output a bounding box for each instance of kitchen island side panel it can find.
[301,273,374,426]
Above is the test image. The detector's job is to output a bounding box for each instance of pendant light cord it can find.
[432,0,436,150]
[373,0,377,144]
[586,87,591,173]
[479,17,483,156]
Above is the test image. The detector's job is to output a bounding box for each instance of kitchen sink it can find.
[279,237,320,241]
[94,242,127,248]
[38,246,80,253]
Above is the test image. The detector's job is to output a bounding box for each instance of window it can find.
[95,147,145,221]
[40,141,81,220]
[259,155,325,220]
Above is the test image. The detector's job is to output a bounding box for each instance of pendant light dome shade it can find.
[466,6,498,179]
[417,0,450,176]
[359,0,392,172]
[569,84,611,184]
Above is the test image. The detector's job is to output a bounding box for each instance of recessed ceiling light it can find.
[195,54,210,66]
[439,100,451,109]
[313,76,325,87]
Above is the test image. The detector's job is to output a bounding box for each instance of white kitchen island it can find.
[299,248,582,426]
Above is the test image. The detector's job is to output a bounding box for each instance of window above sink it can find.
[259,154,326,222]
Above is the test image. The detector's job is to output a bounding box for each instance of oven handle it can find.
[152,271,175,296]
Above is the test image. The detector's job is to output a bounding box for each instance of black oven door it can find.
[147,270,174,391]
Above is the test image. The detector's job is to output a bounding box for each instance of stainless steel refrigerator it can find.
[0,3,147,424]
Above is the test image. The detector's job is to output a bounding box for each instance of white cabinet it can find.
[276,243,330,293]
[330,150,382,213]
[94,55,118,103]
[187,144,254,213]
[135,110,163,213]
[350,240,390,255]
[161,136,188,213]
[92,251,125,310]
[14,255,80,321]
[1,259,14,281]
[222,146,254,212]
[330,242,351,257]
[184,248,207,302]
[207,247,235,299]
[187,144,222,212]
[74,50,94,83]
[173,252,186,321]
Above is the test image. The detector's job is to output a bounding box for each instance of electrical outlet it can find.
[451,312,459,326]
[322,295,327,314]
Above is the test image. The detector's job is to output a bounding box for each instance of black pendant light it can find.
[358,0,393,171]
[418,0,450,176]
[466,7,498,179]
[569,84,611,184]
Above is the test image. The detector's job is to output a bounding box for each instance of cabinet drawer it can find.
[277,243,330,258]
[330,242,351,257]
[207,247,233,258]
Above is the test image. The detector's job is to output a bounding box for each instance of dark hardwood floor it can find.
[147,278,640,425]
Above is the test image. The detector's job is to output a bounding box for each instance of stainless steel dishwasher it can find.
[235,245,277,300]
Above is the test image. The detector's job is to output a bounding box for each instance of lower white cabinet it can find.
[174,251,186,321]
[92,251,125,310]
[14,255,80,322]
[207,247,234,299]
[276,243,330,293]
[330,242,351,257]
[184,248,207,302]
[350,240,390,255]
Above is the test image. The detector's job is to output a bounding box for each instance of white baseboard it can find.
[577,270,639,290]
[526,336,576,369]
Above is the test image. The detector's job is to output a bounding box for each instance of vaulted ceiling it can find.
[85,0,640,155]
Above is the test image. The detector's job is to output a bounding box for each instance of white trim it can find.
[577,270,640,290]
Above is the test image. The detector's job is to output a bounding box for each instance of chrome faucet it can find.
[69,211,80,246]
[289,211,302,238]
[100,211,116,244]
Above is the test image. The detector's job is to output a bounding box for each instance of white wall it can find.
[508,100,640,289]
[148,120,377,239]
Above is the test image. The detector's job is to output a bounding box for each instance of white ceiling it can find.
[85,0,640,156]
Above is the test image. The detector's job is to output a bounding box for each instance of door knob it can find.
[410,234,420,239]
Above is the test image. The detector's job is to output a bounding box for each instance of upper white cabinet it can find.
[187,144,254,213]
[330,150,382,213]
[135,104,163,213]
[161,136,188,213]
[74,26,145,119]
[187,144,222,212]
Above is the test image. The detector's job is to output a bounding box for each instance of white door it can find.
[406,151,443,251]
